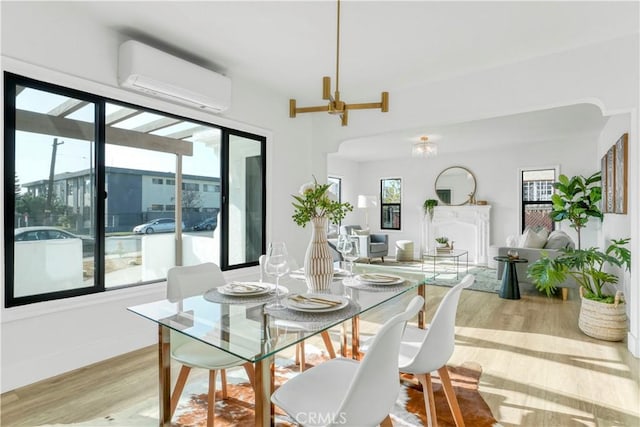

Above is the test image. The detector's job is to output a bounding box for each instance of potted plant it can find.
[422,198,438,221]
[292,176,353,291]
[435,236,449,248]
[528,238,631,341]
[549,172,603,249]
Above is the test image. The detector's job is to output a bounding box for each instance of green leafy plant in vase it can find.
[292,176,353,291]
[526,171,630,340]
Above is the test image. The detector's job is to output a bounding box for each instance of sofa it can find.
[339,225,389,262]
[496,228,577,300]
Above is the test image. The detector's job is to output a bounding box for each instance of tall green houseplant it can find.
[549,172,603,249]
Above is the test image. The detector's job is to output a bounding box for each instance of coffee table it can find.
[422,249,469,280]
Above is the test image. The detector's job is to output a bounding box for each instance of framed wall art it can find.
[606,146,615,214]
[614,133,628,214]
[601,153,609,212]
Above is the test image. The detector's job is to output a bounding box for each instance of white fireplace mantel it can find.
[424,205,491,265]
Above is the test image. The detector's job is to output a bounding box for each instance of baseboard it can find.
[628,331,640,358]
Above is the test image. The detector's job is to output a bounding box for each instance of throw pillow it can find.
[354,229,370,236]
[518,227,548,249]
[544,230,575,249]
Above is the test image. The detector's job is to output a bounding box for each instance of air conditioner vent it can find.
[118,40,231,113]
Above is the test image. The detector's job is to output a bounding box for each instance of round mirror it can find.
[435,166,476,206]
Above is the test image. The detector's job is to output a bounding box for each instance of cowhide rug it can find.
[41,349,499,427]
[172,353,498,427]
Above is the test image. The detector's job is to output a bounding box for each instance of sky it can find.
[15,87,220,188]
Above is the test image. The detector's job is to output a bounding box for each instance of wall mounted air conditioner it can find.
[118,40,231,113]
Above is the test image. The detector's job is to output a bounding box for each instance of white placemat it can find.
[203,285,288,304]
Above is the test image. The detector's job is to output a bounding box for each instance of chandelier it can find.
[412,136,438,158]
[289,0,389,126]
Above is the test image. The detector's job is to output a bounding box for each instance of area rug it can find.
[372,259,503,294]
[42,350,499,427]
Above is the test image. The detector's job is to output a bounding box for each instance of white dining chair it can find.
[271,295,424,427]
[259,254,337,371]
[167,262,255,427]
[397,274,475,427]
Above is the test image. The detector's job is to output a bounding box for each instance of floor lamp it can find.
[357,195,377,229]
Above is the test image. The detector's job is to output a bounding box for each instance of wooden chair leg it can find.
[562,288,568,301]
[242,362,255,389]
[438,366,465,427]
[380,414,394,426]
[207,370,217,427]
[295,343,301,365]
[299,340,306,372]
[220,369,228,399]
[415,373,438,427]
[170,365,192,417]
[321,331,337,359]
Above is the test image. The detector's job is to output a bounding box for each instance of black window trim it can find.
[380,177,402,231]
[4,72,266,307]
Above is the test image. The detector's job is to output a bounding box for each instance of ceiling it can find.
[56,1,637,159]
[333,103,609,161]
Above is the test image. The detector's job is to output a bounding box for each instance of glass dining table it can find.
[128,263,427,427]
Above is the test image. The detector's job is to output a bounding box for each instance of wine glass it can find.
[264,242,290,310]
[343,236,360,276]
[336,234,353,271]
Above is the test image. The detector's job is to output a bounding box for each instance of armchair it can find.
[340,225,389,262]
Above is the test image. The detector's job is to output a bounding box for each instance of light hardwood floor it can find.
[2,284,639,426]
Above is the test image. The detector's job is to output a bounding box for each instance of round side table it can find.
[494,256,528,300]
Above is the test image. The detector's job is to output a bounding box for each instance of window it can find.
[182,182,199,191]
[327,176,342,235]
[521,168,556,232]
[4,72,266,307]
[203,183,220,193]
[380,178,401,230]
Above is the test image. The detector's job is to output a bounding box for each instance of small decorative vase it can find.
[304,216,334,291]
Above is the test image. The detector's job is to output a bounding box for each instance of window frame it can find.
[4,72,266,307]
[519,167,558,233]
[380,177,402,231]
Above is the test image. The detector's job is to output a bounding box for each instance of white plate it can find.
[283,293,349,312]
[354,273,404,285]
[217,281,272,296]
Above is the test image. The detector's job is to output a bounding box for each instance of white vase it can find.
[304,216,334,291]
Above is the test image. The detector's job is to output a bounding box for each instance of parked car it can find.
[14,226,95,257]
[193,217,217,231]
[132,218,184,234]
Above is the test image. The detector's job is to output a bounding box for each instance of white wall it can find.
[0,5,314,392]
[332,133,599,255]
